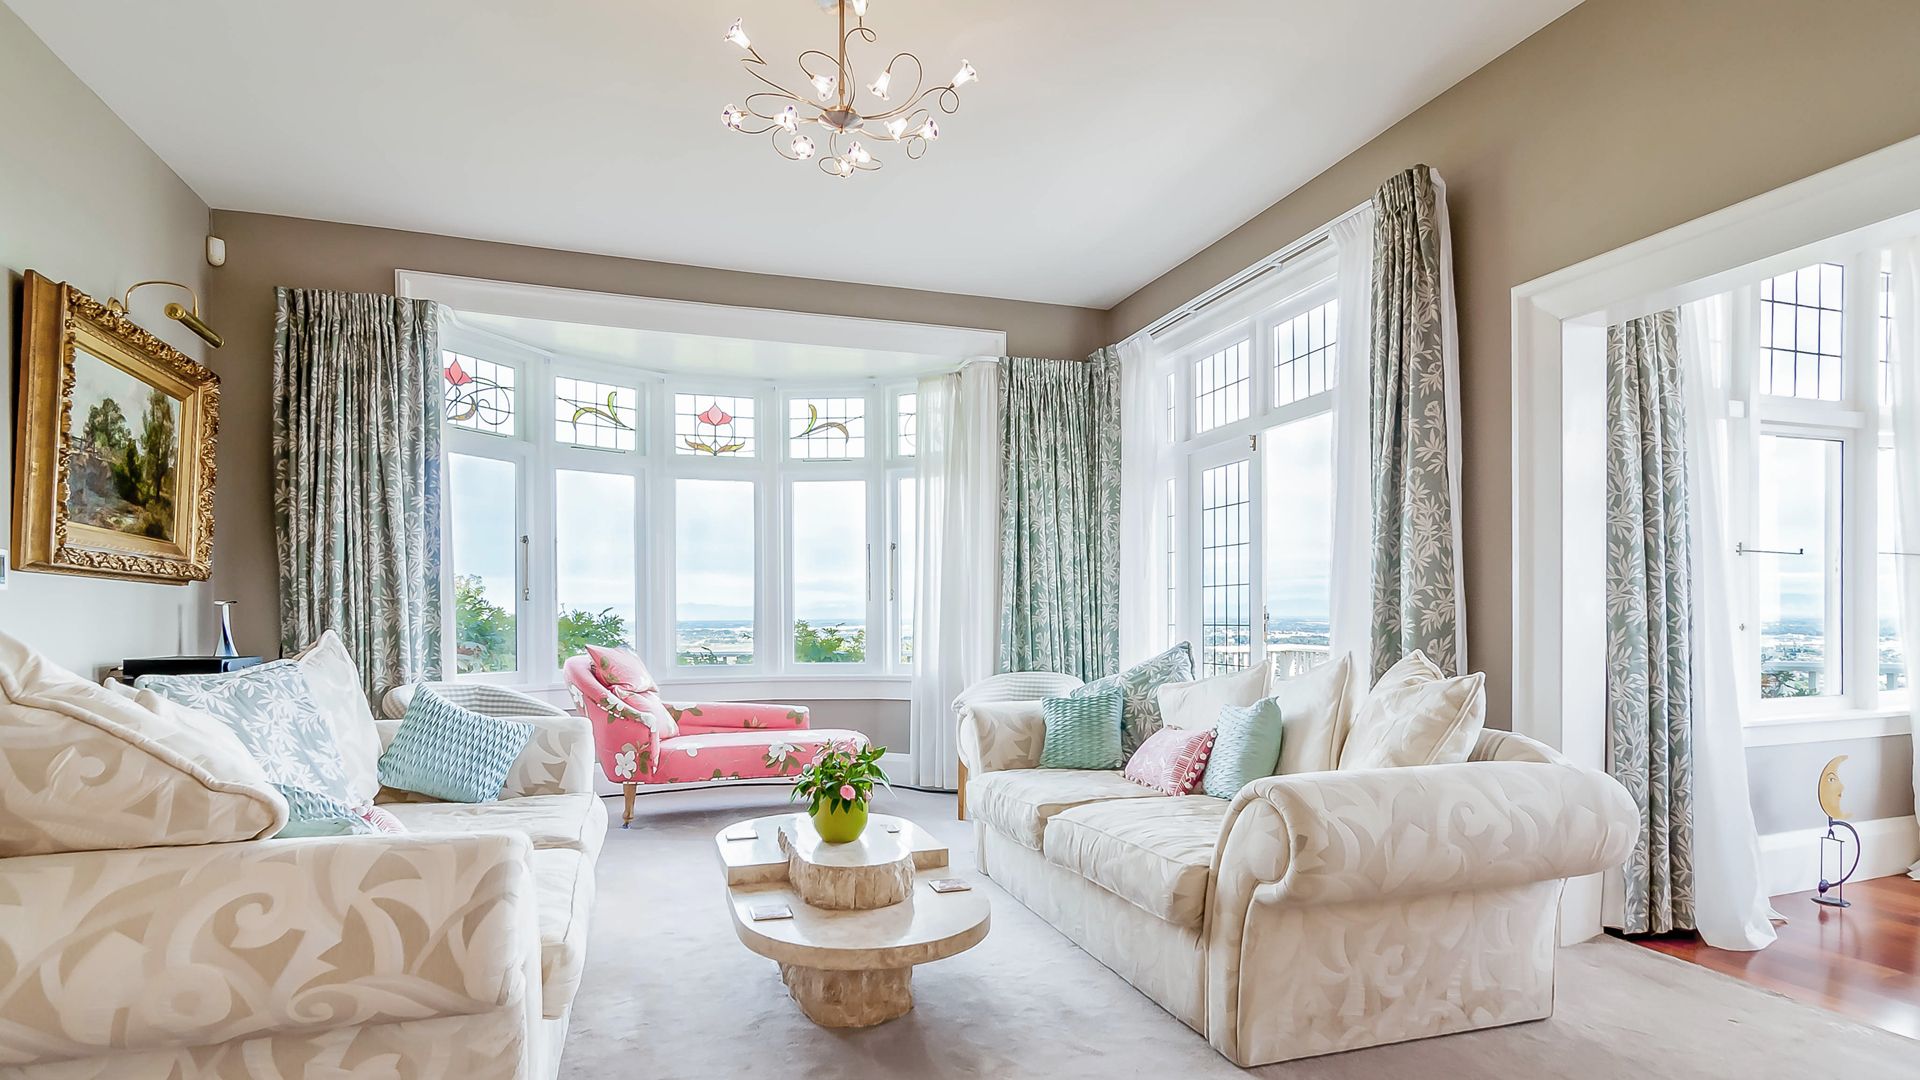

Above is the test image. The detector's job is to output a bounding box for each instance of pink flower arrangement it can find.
[790,739,889,815]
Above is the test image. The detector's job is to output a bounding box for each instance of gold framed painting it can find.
[12,271,219,584]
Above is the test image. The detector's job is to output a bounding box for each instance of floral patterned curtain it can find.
[274,289,444,700]
[1369,164,1467,680]
[997,351,1121,680]
[1605,309,1697,935]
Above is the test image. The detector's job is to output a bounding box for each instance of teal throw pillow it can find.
[1203,697,1286,800]
[1069,642,1195,759]
[1039,687,1125,770]
[379,686,534,803]
[136,660,372,837]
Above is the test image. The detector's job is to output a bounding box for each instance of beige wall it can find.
[203,211,1107,655]
[0,7,216,677]
[1109,0,1920,733]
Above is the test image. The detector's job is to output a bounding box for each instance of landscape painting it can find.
[13,271,219,583]
[65,347,181,542]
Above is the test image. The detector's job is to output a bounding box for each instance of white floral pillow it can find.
[136,661,371,836]
[1336,651,1486,771]
[0,631,284,856]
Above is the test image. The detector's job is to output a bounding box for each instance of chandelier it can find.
[720,0,976,179]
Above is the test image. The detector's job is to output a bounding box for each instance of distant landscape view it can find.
[1760,615,1905,698]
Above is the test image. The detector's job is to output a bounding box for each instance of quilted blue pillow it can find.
[1039,687,1126,770]
[378,687,534,803]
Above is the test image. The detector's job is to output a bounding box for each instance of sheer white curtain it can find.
[909,360,1002,789]
[1678,294,1780,948]
[1117,333,1170,666]
[1329,207,1378,676]
[1888,238,1920,879]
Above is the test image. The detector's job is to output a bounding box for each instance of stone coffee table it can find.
[715,812,990,1027]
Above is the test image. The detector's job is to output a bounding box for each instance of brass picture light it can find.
[106,280,222,349]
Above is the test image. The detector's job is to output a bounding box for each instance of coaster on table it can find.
[748,902,794,921]
[883,821,901,833]
[926,878,972,894]
[723,824,758,841]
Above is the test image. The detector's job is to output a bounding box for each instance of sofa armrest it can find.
[1212,761,1636,910]
[374,713,596,799]
[957,699,1046,775]
[0,831,539,1069]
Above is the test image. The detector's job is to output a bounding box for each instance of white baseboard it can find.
[1758,814,1917,899]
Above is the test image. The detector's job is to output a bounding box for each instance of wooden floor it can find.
[1637,875,1920,1041]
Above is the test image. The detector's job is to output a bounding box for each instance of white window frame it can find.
[439,327,921,697]
[1157,251,1341,670]
[1723,248,1910,732]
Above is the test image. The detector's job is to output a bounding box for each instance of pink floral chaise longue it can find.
[565,646,869,826]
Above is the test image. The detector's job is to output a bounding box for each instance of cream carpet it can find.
[563,786,1914,1078]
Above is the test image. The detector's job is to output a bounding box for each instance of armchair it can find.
[562,655,869,827]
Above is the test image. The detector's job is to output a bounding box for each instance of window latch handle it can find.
[1734,542,1805,557]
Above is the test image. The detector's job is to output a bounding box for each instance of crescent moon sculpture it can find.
[1817,754,1850,821]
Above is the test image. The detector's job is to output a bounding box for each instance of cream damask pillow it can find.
[292,630,382,806]
[1271,652,1357,775]
[1154,660,1270,731]
[1336,650,1486,771]
[0,632,286,856]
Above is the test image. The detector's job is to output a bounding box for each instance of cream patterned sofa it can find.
[959,672,1636,1067]
[0,679,603,1080]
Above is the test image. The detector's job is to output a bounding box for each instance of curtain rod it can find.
[1141,198,1372,342]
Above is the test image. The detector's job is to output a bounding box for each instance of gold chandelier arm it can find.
[741,61,811,108]
[838,24,875,104]
[856,52,926,123]
[877,81,960,126]
[744,91,806,123]
[797,49,842,88]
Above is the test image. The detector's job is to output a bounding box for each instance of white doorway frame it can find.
[1512,132,1920,944]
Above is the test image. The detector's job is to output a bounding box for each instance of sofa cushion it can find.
[967,768,1161,850]
[1272,651,1357,776]
[1338,651,1487,770]
[1203,697,1285,799]
[1123,725,1215,795]
[0,632,284,856]
[134,660,370,837]
[1039,688,1124,769]
[1069,642,1196,758]
[382,792,609,863]
[1043,796,1229,927]
[378,687,535,803]
[1154,660,1270,731]
[532,847,596,1020]
[291,630,382,806]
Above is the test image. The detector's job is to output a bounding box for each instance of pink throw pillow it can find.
[586,645,657,695]
[358,806,407,834]
[1123,726,1216,795]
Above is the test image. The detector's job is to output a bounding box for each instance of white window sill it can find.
[1742,706,1913,747]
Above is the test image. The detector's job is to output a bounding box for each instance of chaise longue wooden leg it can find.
[956,762,967,820]
[622,783,636,829]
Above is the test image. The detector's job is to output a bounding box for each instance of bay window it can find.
[440,331,919,689]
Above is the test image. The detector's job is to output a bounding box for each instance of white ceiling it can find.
[8,0,1579,309]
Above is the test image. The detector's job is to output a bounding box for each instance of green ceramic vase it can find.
[811,800,869,843]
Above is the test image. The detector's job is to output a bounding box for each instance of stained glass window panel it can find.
[896,393,917,457]
[554,378,638,451]
[675,393,756,457]
[444,352,516,436]
[790,396,866,460]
